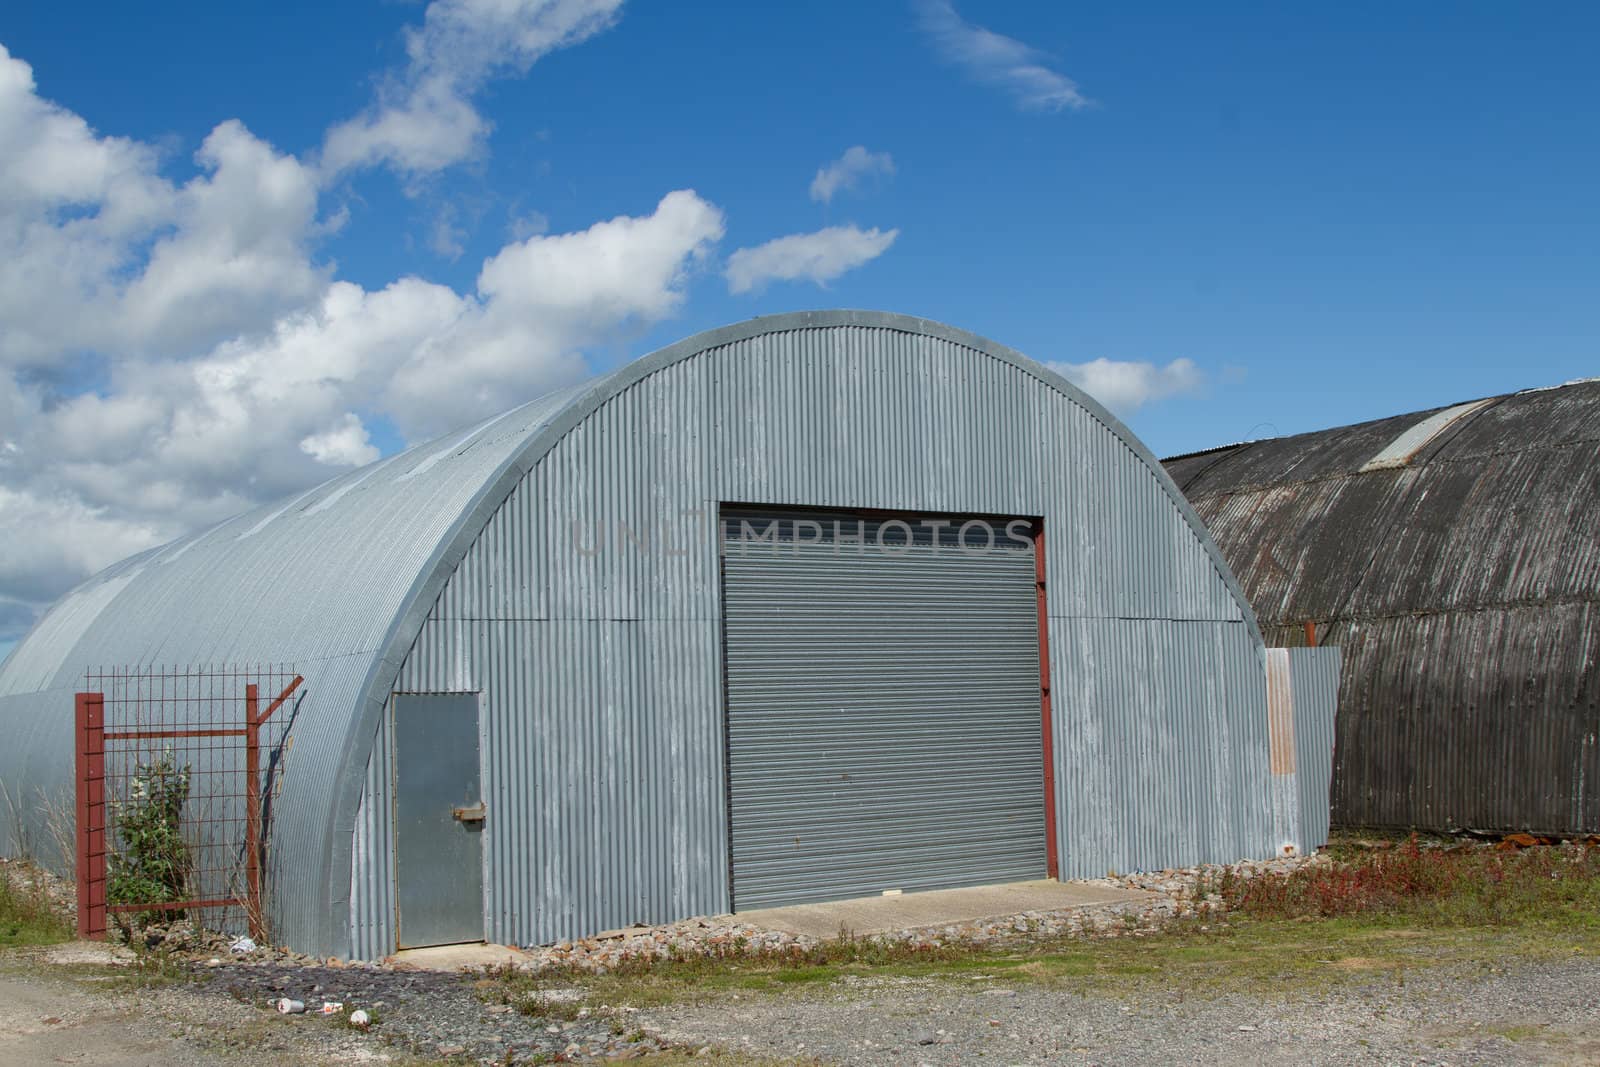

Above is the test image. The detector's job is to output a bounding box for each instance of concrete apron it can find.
[734,879,1156,940]
[388,879,1158,970]
[389,942,534,970]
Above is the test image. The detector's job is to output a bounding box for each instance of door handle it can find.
[452,801,487,823]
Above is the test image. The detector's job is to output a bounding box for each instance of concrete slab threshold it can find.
[734,879,1157,940]
[389,942,532,971]
[387,879,1157,969]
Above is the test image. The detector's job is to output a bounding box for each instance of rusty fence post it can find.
[243,683,263,941]
[244,673,301,943]
[75,691,107,940]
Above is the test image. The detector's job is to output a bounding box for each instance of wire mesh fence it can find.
[75,665,304,941]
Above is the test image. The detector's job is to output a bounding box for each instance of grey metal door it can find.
[721,508,1046,910]
[394,692,485,947]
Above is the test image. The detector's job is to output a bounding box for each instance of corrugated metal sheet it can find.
[358,312,1292,954]
[0,379,596,953]
[348,708,393,963]
[2,311,1313,957]
[1051,617,1270,877]
[1165,378,1600,834]
[1288,647,1340,851]
[720,510,1044,909]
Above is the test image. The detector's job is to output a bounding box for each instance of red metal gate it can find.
[75,667,303,941]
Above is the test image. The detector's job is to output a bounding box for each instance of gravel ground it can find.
[192,959,664,1062]
[0,955,389,1067]
[3,946,668,1065]
[639,956,1600,1065]
[11,942,1600,1066]
[11,849,1599,1064]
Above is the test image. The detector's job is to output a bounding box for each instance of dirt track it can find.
[7,940,1600,1066]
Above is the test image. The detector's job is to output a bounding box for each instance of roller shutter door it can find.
[721,508,1046,910]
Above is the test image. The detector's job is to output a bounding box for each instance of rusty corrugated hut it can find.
[1165,379,1600,835]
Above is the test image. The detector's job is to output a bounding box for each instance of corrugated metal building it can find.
[1164,379,1600,835]
[0,311,1337,958]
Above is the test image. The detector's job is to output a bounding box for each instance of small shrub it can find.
[108,750,192,917]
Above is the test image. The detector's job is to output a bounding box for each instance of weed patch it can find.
[1208,838,1600,927]
[96,949,197,992]
[0,865,72,947]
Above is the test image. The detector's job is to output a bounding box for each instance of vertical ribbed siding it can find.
[349,707,393,962]
[362,322,1279,955]
[1051,618,1270,878]
[1288,647,1340,851]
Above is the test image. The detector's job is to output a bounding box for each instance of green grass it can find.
[0,866,72,947]
[36,950,199,992]
[1481,1023,1549,1042]
[97,949,198,992]
[546,916,1598,1008]
[480,841,1600,1010]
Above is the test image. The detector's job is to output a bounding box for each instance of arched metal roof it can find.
[1164,378,1600,833]
[1,311,1266,951]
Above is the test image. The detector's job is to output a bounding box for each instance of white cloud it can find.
[0,484,162,605]
[388,189,724,434]
[810,146,895,204]
[321,0,624,178]
[0,45,327,368]
[914,0,1090,112]
[726,224,897,294]
[0,187,726,638]
[119,120,326,354]
[299,414,381,467]
[428,204,468,260]
[1048,357,1205,415]
[507,207,551,241]
[0,32,730,643]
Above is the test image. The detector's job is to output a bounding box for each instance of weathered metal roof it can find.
[1165,379,1600,834]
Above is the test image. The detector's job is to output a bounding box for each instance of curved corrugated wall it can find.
[0,381,597,951]
[1165,379,1600,834]
[3,311,1294,958]
[351,313,1283,955]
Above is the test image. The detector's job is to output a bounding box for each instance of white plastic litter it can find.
[229,936,256,954]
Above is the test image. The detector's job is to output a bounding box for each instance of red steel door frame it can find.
[1032,520,1060,880]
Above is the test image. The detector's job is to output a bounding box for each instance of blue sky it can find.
[1,1,1597,657]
